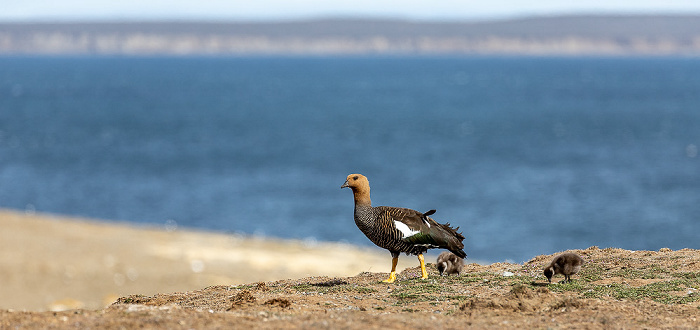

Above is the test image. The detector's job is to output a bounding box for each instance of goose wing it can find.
[378,206,467,258]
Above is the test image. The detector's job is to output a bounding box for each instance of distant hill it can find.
[1,15,700,56]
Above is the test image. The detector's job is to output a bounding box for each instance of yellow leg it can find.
[418,254,428,279]
[383,256,399,283]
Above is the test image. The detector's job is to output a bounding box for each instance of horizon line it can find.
[2,11,700,24]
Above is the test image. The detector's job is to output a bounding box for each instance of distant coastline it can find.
[1,15,700,56]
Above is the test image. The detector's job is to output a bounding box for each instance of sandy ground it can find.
[0,209,417,311]
[3,209,700,329]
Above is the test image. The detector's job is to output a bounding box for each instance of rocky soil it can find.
[4,246,700,329]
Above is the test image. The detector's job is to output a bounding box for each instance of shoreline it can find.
[2,16,700,57]
[0,209,420,311]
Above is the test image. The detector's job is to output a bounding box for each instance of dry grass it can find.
[4,246,700,329]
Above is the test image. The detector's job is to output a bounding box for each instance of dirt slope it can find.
[4,246,700,329]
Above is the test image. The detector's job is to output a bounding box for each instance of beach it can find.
[0,209,416,311]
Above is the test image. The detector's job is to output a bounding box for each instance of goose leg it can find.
[418,253,428,279]
[383,253,399,283]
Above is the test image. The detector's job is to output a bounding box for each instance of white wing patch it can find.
[394,220,420,238]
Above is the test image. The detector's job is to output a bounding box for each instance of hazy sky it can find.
[2,0,700,21]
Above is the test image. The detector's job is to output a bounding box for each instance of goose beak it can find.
[341,180,349,189]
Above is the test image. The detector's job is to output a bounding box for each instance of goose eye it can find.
[353,176,359,180]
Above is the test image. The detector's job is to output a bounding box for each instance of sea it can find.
[1,56,699,263]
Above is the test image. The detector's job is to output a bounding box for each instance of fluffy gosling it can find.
[436,251,464,276]
[544,252,583,283]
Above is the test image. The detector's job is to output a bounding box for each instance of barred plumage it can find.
[341,173,467,283]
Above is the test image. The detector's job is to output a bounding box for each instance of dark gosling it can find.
[544,252,583,283]
[436,251,464,276]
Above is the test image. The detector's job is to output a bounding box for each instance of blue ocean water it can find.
[1,56,699,263]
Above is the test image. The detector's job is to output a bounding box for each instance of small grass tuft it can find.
[673,272,700,280]
[613,265,669,279]
[576,263,606,282]
[551,278,700,305]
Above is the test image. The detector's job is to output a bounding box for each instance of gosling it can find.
[436,251,464,276]
[544,252,583,283]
